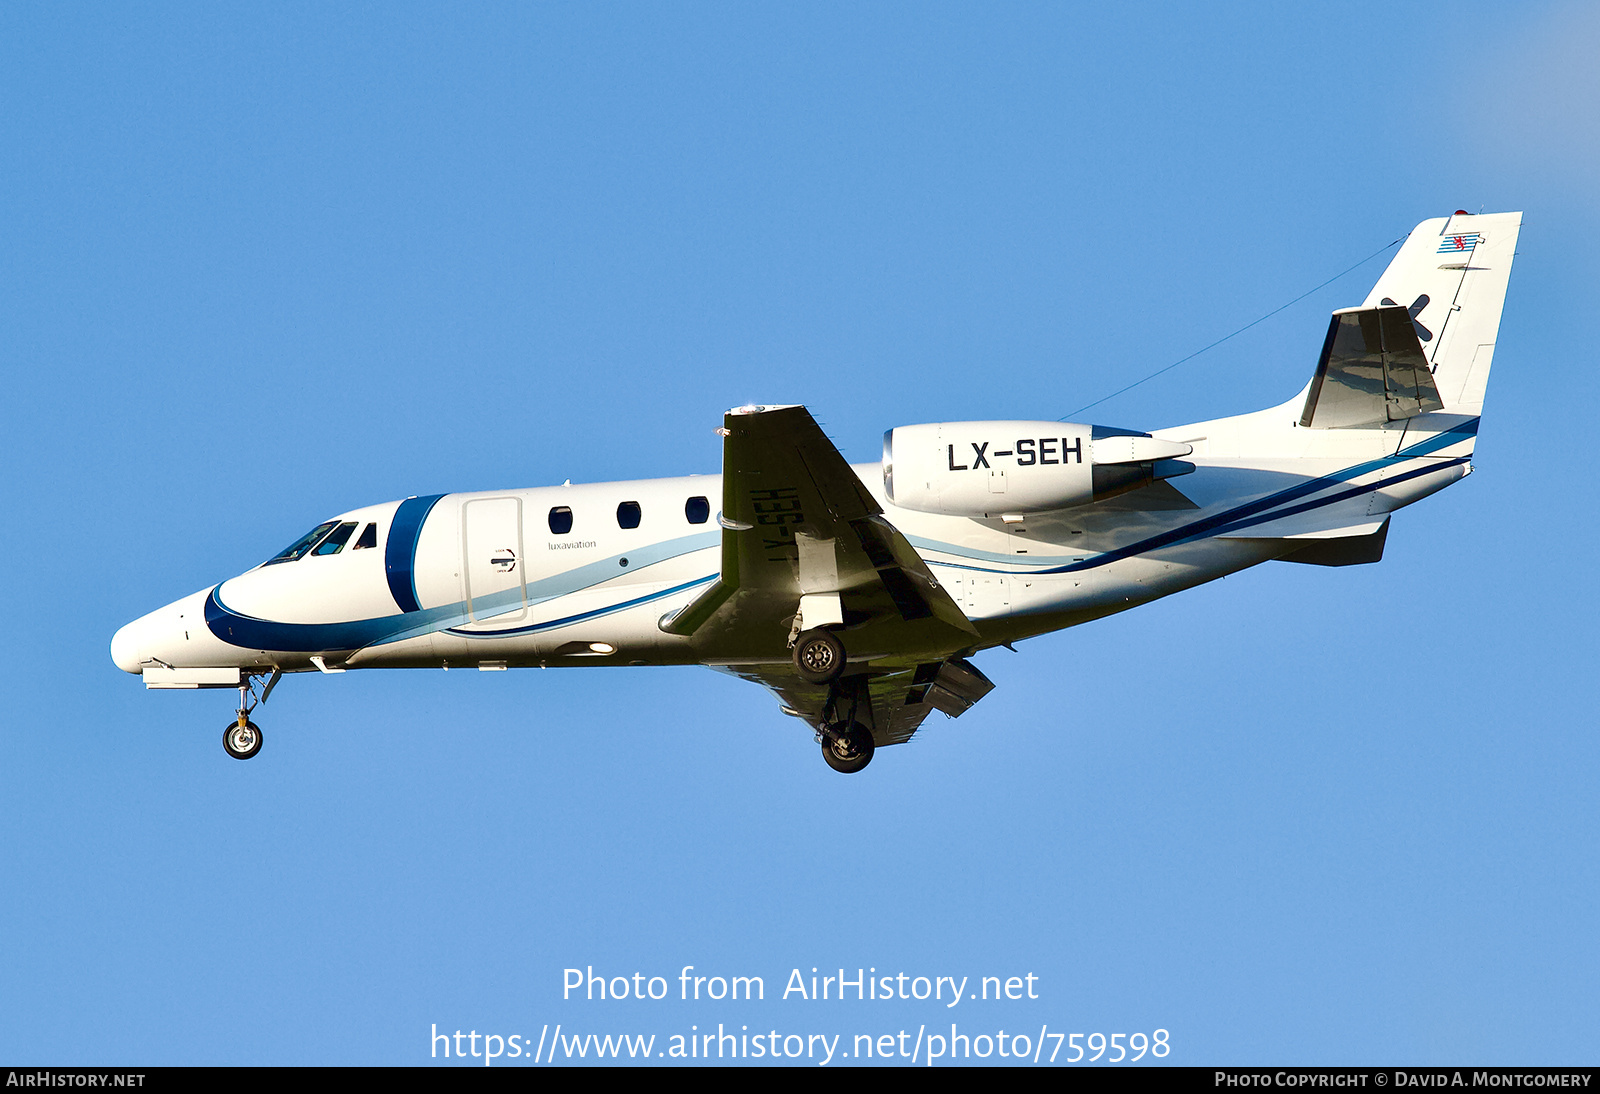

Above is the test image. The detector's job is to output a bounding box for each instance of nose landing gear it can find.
[222,668,279,760]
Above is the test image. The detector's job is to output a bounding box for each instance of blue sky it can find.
[2,1,1596,1066]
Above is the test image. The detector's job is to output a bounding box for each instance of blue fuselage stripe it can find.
[912,418,1479,575]
[1030,455,1468,574]
[203,419,1479,652]
[385,494,445,613]
[444,575,716,638]
[204,574,717,654]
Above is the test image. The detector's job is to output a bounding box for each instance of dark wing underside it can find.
[725,654,995,747]
[664,405,992,746]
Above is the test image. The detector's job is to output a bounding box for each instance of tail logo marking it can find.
[1436,233,1482,254]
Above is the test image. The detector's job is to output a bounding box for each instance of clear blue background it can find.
[2,1,1595,1066]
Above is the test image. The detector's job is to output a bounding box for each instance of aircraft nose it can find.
[111,618,147,674]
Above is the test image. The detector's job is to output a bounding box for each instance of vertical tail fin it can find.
[1360,211,1522,416]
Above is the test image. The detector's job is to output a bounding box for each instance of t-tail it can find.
[1155,211,1521,567]
[1297,211,1521,449]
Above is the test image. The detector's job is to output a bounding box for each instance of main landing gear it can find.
[819,720,874,774]
[814,672,876,774]
[223,669,279,760]
[792,627,873,772]
[793,628,846,684]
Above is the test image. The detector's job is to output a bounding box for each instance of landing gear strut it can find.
[816,681,875,774]
[222,669,278,760]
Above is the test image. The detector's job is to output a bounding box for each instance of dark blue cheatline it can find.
[385,494,446,613]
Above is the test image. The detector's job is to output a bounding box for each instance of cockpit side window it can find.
[264,520,340,565]
[313,521,360,556]
[352,523,378,550]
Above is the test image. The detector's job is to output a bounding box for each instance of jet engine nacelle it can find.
[882,420,1194,518]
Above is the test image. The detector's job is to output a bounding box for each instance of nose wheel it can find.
[223,716,262,760]
[221,671,277,760]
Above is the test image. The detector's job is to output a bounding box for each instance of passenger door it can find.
[461,497,527,624]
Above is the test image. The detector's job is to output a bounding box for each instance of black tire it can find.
[793,628,846,684]
[820,722,875,774]
[223,719,262,760]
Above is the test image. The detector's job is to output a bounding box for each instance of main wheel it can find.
[793,628,846,684]
[223,719,262,760]
[820,722,875,774]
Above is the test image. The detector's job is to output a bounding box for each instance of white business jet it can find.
[112,212,1519,772]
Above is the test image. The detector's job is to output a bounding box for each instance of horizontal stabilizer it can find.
[1280,520,1389,567]
[1280,520,1385,540]
[1300,305,1443,428]
[1224,514,1390,567]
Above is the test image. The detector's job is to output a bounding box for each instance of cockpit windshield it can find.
[312,521,360,556]
[264,520,340,565]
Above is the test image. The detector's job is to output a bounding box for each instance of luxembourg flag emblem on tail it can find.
[1437,232,1482,253]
